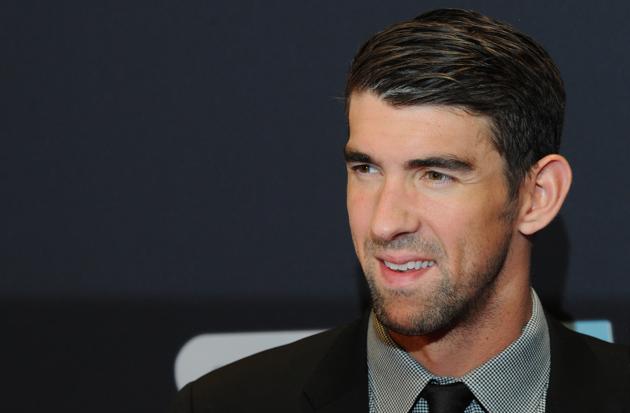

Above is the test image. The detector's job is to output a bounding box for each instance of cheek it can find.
[347,194,370,229]
[430,196,508,258]
[347,190,374,250]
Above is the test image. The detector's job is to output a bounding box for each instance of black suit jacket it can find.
[175,314,630,412]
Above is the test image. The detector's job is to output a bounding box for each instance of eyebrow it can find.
[344,148,474,172]
[344,149,372,163]
[407,156,473,172]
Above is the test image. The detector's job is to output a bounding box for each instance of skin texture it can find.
[346,91,572,376]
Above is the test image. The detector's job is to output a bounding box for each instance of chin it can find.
[375,303,452,336]
[369,279,475,337]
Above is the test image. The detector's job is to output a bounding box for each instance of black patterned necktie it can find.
[420,382,474,413]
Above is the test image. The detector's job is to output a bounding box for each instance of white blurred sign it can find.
[174,329,322,389]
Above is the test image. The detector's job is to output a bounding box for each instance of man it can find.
[175,9,630,412]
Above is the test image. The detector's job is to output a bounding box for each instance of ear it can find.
[518,154,572,235]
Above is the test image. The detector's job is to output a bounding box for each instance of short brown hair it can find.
[346,9,565,198]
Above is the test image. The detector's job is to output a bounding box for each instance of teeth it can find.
[384,260,435,272]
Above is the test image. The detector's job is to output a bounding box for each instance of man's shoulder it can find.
[546,315,630,409]
[578,329,630,365]
[196,321,353,386]
[548,316,630,371]
[568,324,630,384]
[175,316,367,412]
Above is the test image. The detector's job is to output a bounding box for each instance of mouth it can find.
[383,259,435,272]
[376,257,436,288]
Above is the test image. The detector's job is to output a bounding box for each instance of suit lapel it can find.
[302,314,370,413]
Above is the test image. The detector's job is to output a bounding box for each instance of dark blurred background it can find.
[2,1,629,411]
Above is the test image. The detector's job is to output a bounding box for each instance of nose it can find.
[370,178,420,242]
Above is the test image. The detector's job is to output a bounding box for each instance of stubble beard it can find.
[363,229,513,337]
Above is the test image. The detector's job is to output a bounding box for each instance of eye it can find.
[423,170,454,183]
[351,164,379,174]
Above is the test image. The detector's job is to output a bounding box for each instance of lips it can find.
[383,259,435,271]
[376,256,436,288]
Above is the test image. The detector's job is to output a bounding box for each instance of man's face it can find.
[346,92,519,336]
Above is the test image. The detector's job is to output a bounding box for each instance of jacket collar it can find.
[302,313,370,412]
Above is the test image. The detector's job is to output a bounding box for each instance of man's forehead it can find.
[347,92,497,158]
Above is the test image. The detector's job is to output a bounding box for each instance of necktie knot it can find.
[420,381,474,413]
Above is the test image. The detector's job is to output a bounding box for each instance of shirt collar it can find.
[367,289,550,413]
